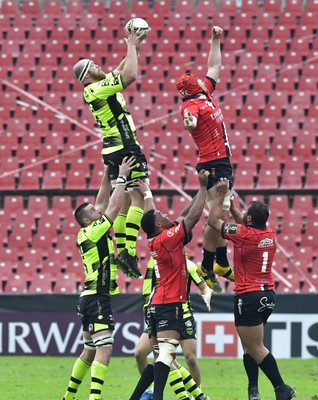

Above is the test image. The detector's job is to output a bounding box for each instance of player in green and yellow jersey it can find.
[61,156,135,400]
[73,28,149,278]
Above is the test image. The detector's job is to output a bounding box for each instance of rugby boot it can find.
[248,385,261,400]
[197,264,223,293]
[117,248,142,278]
[213,262,235,281]
[275,384,296,400]
[115,254,134,277]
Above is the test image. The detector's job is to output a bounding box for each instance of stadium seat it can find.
[18,170,41,190]
[65,170,88,190]
[284,0,304,12]
[88,169,105,190]
[240,0,260,12]
[4,273,28,294]
[42,0,62,14]
[233,162,256,190]
[41,170,64,190]
[305,169,318,189]
[262,0,282,12]
[3,196,24,216]
[28,272,54,294]
[256,168,279,189]
[280,167,304,190]
[54,272,80,294]
[21,0,41,15]
[269,135,292,162]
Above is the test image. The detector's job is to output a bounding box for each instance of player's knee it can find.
[156,338,179,367]
[92,333,114,348]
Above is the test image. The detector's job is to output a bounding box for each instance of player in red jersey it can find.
[176,26,234,293]
[208,178,296,400]
[136,170,210,400]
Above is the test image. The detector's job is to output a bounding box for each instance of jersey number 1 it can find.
[261,251,269,272]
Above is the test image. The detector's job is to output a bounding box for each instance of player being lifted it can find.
[176,26,235,292]
[73,25,148,278]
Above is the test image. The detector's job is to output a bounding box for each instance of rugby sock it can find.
[89,361,107,400]
[178,365,204,399]
[216,245,229,267]
[113,213,127,254]
[168,369,189,399]
[202,249,216,274]
[63,357,91,400]
[243,353,259,387]
[129,364,154,400]
[125,206,144,257]
[153,361,170,400]
[259,352,284,389]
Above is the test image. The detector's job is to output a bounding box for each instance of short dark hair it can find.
[140,209,156,239]
[247,201,269,225]
[74,202,89,226]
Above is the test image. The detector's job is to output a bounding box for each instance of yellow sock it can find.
[113,213,127,254]
[63,357,91,400]
[125,206,144,256]
[89,361,108,400]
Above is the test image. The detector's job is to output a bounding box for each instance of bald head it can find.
[73,59,93,82]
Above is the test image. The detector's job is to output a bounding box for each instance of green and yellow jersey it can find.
[83,72,140,155]
[142,257,204,318]
[77,214,119,296]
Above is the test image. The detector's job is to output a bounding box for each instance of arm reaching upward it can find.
[206,26,223,82]
[183,170,209,233]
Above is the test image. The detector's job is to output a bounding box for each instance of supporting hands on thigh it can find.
[118,156,136,179]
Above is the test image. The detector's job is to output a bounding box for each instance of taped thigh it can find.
[156,338,179,367]
[84,337,95,351]
[92,333,114,348]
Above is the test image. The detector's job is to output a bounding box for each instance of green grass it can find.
[1,356,317,400]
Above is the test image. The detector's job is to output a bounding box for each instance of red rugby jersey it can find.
[180,77,231,163]
[222,223,276,294]
[148,221,188,304]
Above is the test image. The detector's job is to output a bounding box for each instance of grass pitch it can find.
[1,356,317,399]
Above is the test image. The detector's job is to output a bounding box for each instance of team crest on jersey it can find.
[224,223,238,235]
[185,319,193,327]
[258,238,274,248]
[167,230,174,237]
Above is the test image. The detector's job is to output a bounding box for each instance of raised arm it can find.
[206,26,223,82]
[183,170,209,233]
[230,196,244,224]
[93,165,111,214]
[114,30,147,87]
[104,156,136,221]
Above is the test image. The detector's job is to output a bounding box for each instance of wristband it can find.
[116,175,127,185]
[143,190,153,199]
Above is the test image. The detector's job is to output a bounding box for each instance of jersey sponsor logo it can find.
[224,223,238,235]
[258,238,274,248]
